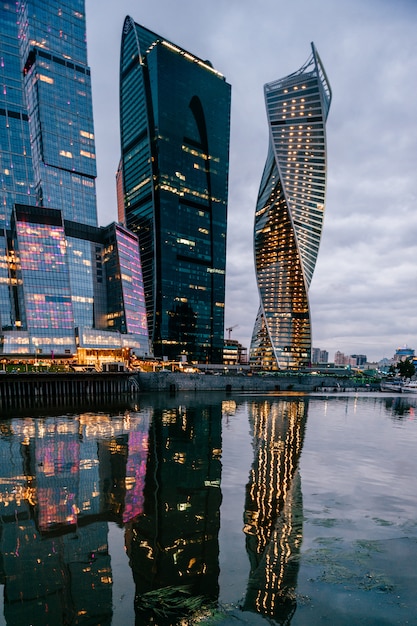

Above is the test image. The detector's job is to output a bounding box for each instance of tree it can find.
[396,358,416,379]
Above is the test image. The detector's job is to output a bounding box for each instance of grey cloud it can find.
[86,0,417,362]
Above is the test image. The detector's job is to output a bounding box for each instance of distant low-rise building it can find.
[312,348,329,364]
[376,357,394,373]
[350,354,367,367]
[334,352,367,367]
[334,351,348,366]
[224,340,248,365]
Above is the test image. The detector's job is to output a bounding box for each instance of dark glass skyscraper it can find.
[119,18,231,363]
[250,44,331,370]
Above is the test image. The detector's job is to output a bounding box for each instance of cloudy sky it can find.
[85,0,417,362]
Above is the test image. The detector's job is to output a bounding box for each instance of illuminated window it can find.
[80,150,95,159]
[39,74,54,84]
[80,130,94,139]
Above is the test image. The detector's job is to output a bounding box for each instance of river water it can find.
[0,391,415,625]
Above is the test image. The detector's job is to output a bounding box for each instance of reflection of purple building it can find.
[123,428,149,523]
[36,435,80,530]
[0,411,150,624]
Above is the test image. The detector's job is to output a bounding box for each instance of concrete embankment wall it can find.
[137,372,371,394]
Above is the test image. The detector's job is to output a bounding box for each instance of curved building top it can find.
[122,16,225,80]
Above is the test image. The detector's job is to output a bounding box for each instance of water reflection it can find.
[0,395,309,625]
[383,396,417,418]
[242,399,307,624]
[0,410,149,625]
[126,400,222,623]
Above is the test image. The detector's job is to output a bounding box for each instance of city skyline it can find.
[86,0,417,362]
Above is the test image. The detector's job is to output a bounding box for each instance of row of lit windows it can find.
[59,149,95,159]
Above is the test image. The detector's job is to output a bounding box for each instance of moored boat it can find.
[401,380,417,394]
[380,379,403,393]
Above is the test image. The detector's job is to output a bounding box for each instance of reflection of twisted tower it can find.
[243,399,307,623]
[250,44,331,370]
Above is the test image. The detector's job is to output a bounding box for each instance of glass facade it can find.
[102,222,149,353]
[0,1,149,357]
[0,2,36,227]
[120,18,231,363]
[18,0,98,226]
[12,204,76,354]
[3,208,149,356]
[0,0,36,335]
[250,44,331,370]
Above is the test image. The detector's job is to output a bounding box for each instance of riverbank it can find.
[0,370,380,413]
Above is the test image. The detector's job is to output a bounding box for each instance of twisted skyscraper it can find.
[250,43,331,370]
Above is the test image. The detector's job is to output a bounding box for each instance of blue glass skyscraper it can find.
[17,0,100,347]
[119,18,231,363]
[19,0,97,225]
[250,44,331,370]
[0,3,36,331]
[0,1,149,359]
[0,3,35,225]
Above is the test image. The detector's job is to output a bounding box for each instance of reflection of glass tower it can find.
[243,399,307,622]
[0,411,150,625]
[119,18,231,362]
[250,44,331,370]
[125,401,222,622]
